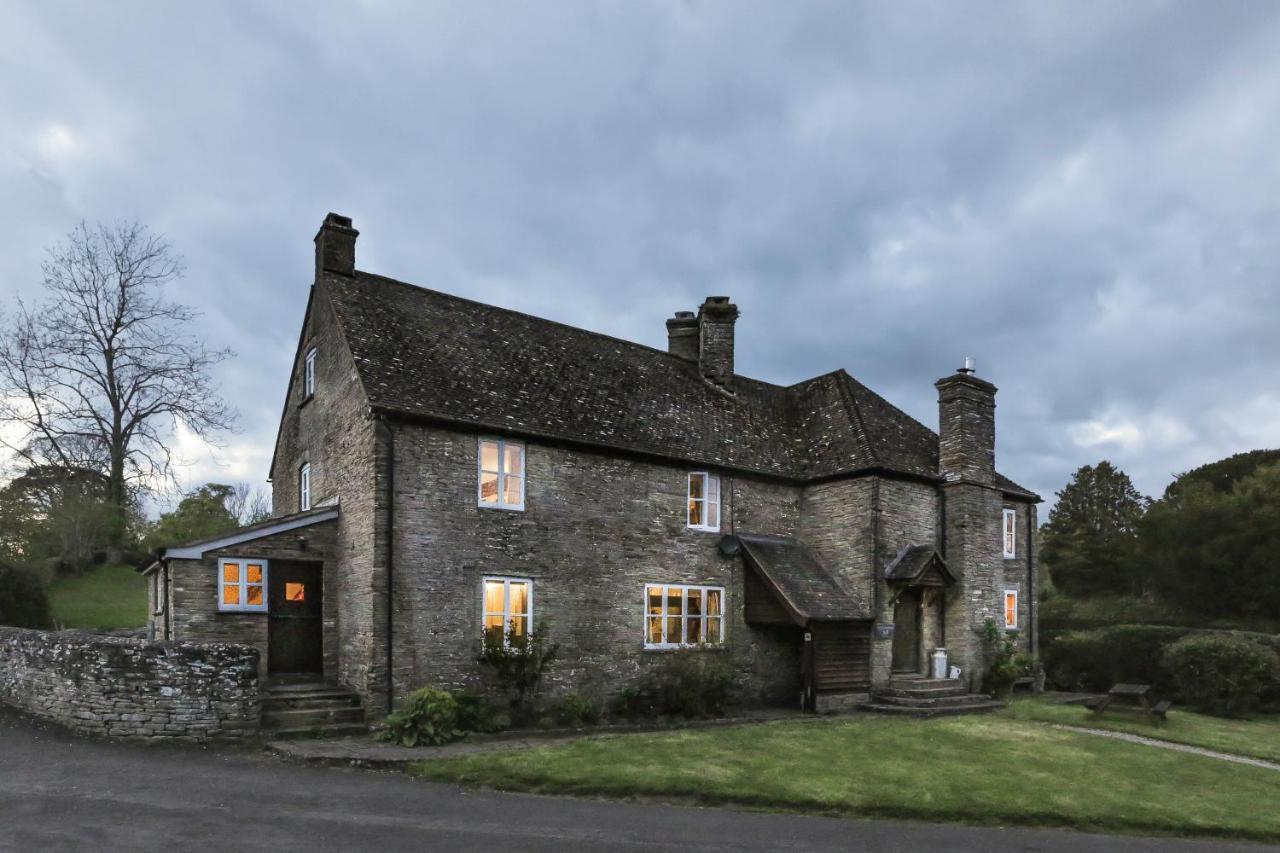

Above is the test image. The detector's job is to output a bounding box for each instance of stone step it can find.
[266,680,344,694]
[858,700,1005,718]
[869,692,994,709]
[267,722,370,740]
[880,683,971,699]
[263,706,366,730]
[263,691,362,710]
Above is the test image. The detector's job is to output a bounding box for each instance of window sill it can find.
[685,526,721,535]
[299,394,314,410]
[642,644,728,654]
[478,503,525,513]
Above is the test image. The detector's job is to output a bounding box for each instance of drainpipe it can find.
[1026,506,1035,657]
[938,489,947,648]
[376,415,396,715]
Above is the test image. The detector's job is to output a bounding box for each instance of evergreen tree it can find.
[1041,461,1150,597]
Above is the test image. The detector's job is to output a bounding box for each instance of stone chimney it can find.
[314,213,359,279]
[665,311,699,360]
[935,359,997,484]
[697,296,739,389]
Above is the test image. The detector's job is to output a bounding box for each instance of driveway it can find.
[0,712,1272,853]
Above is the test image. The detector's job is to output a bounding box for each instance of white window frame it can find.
[217,557,268,613]
[477,437,525,511]
[299,463,311,511]
[303,347,317,398]
[1003,588,1019,631]
[686,472,721,532]
[482,576,533,647]
[1002,508,1017,558]
[643,583,726,649]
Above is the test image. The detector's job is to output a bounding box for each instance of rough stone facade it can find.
[0,627,259,741]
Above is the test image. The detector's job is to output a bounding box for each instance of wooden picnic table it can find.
[1083,683,1171,722]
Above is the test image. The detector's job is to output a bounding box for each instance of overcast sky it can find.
[3,1,1278,513]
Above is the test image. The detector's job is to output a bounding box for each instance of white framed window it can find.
[478,438,524,510]
[644,583,725,648]
[299,463,311,511]
[1003,588,1019,630]
[687,472,721,531]
[218,558,268,613]
[303,347,317,398]
[1002,508,1017,558]
[482,576,533,647]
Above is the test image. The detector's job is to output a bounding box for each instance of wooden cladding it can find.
[812,621,872,693]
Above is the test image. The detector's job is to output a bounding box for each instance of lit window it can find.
[299,463,311,511]
[1002,508,1016,558]
[1004,588,1019,630]
[687,473,721,532]
[478,438,524,510]
[219,558,268,613]
[303,348,317,398]
[285,582,306,602]
[644,583,725,648]
[483,577,532,647]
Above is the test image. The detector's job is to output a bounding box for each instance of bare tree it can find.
[0,222,236,548]
[227,482,272,527]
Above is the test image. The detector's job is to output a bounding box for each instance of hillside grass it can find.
[49,564,148,630]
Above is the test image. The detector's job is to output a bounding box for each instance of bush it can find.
[550,692,600,727]
[379,687,499,747]
[479,624,559,725]
[0,562,53,629]
[612,652,736,719]
[1162,634,1280,717]
[1042,625,1188,694]
[981,618,1032,697]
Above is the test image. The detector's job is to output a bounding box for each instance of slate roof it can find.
[320,270,1038,496]
[884,545,956,586]
[737,533,870,622]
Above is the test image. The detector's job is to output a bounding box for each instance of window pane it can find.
[223,562,240,583]
[705,501,719,530]
[484,581,505,615]
[688,474,704,500]
[688,499,702,526]
[707,617,722,644]
[706,588,722,616]
[504,444,523,477]
[667,615,683,644]
[246,564,263,584]
[647,586,664,615]
[666,587,683,616]
[222,584,240,606]
[508,616,528,639]
[504,474,523,506]
[247,585,264,606]
[647,616,663,645]
[285,582,305,602]
[706,475,719,502]
[687,588,702,617]
[484,616,505,647]
[480,440,500,472]
[687,615,703,644]
[479,471,500,503]
[508,582,529,618]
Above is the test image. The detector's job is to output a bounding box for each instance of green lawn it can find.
[1004,696,1280,764]
[49,564,148,630]
[412,715,1280,842]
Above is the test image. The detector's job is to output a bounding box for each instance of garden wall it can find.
[0,626,259,741]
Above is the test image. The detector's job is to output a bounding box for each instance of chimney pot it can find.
[314,212,359,279]
[666,311,699,361]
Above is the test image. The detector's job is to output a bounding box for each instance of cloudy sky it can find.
[3,1,1278,512]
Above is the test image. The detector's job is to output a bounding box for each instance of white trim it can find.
[1002,508,1017,558]
[299,462,311,511]
[477,437,525,511]
[303,347,317,398]
[163,508,339,559]
[643,582,726,649]
[482,576,534,646]
[217,557,269,613]
[686,472,721,532]
[1003,588,1019,630]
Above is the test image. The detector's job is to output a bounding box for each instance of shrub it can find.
[1042,625,1188,694]
[1162,634,1280,718]
[0,562,53,629]
[379,687,499,747]
[612,651,735,719]
[981,618,1031,697]
[479,624,559,725]
[550,691,600,727]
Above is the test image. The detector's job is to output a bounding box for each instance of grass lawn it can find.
[412,715,1280,842]
[1005,696,1280,764]
[49,564,148,630]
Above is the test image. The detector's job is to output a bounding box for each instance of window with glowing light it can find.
[219,558,268,613]
[687,473,720,532]
[483,577,532,647]
[478,438,524,510]
[644,583,724,648]
[1003,589,1019,630]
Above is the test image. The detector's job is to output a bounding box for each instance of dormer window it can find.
[687,472,721,532]
[478,438,524,510]
[303,347,317,398]
[299,463,311,511]
[1002,508,1016,558]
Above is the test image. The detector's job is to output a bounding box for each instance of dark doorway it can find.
[268,562,323,675]
[892,589,920,673]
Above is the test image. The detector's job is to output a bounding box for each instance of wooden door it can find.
[268,562,323,675]
[892,589,920,673]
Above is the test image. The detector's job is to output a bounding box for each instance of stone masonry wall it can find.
[0,627,259,741]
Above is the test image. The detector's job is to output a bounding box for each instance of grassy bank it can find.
[49,564,147,630]
[1004,697,1280,763]
[411,715,1280,842]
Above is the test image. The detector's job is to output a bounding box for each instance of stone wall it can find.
[0,627,259,741]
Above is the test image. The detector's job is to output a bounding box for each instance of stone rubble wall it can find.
[0,626,260,741]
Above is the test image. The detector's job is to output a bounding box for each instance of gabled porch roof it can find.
[737,533,870,625]
[136,505,340,574]
[884,544,955,587]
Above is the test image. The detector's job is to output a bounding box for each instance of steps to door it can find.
[859,674,1005,718]
[262,679,368,739]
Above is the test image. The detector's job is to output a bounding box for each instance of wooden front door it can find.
[892,589,920,673]
[268,562,323,675]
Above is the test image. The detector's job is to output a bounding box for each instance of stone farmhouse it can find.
[142,213,1040,729]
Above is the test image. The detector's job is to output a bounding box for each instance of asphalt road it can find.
[1,712,1273,853]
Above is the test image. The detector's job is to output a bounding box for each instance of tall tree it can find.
[1041,461,1150,597]
[143,483,248,553]
[0,222,235,548]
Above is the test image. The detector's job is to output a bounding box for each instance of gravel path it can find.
[1051,724,1280,771]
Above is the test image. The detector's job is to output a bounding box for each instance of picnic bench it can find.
[1084,683,1171,722]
